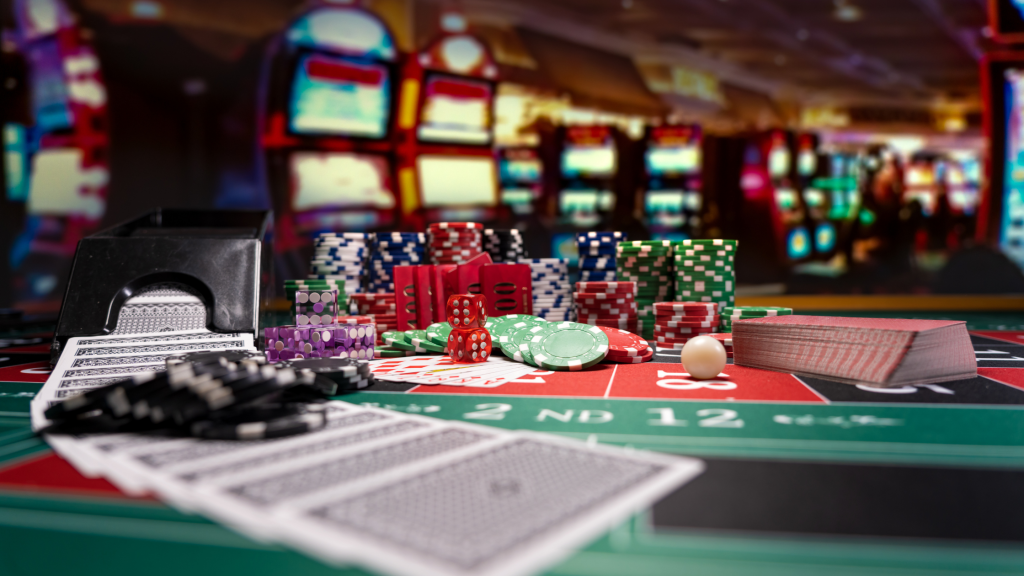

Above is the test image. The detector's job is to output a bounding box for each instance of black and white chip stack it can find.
[483,228,527,262]
[521,258,574,322]
[427,222,484,265]
[41,351,375,440]
[369,232,425,294]
[310,232,371,295]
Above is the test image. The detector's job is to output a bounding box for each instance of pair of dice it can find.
[445,293,491,363]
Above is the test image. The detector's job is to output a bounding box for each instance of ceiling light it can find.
[833,0,862,22]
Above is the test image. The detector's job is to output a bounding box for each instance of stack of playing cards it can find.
[732,316,977,387]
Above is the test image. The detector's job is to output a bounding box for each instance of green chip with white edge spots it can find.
[528,322,609,371]
[425,322,453,346]
[511,322,561,365]
[487,314,546,340]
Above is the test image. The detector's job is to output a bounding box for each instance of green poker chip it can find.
[425,322,453,346]
[487,314,545,340]
[376,346,417,357]
[381,331,405,345]
[528,322,609,371]
[497,320,538,357]
[381,331,428,353]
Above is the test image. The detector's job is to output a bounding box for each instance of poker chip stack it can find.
[369,232,425,294]
[720,306,793,333]
[428,222,484,265]
[310,232,371,295]
[652,302,719,351]
[483,228,527,262]
[616,240,674,341]
[574,281,639,335]
[522,258,574,321]
[264,324,376,362]
[577,232,624,283]
[673,239,737,314]
[349,293,397,343]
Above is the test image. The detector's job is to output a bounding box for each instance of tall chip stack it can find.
[309,232,371,298]
[427,222,484,265]
[577,232,624,283]
[369,232,425,294]
[673,239,737,314]
[615,240,674,341]
[349,293,397,344]
[483,228,527,262]
[522,258,574,321]
[574,281,639,335]
[652,302,719,352]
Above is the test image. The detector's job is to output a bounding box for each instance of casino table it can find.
[3,309,1024,575]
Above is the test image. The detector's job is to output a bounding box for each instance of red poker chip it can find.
[428,229,482,237]
[654,318,721,328]
[654,325,718,334]
[604,348,654,363]
[428,222,484,230]
[654,311,719,321]
[654,334,717,345]
[350,294,395,302]
[574,281,637,293]
[708,332,733,346]
[593,326,649,356]
[337,315,373,324]
[428,237,482,244]
[573,292,636,302]
[431,248,482,256]
[653,302,717,313]
[428,240,482,248]
[575,296,635,307]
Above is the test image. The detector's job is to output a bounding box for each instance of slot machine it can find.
[394,11,499,226]
[794,133,838,260]
[549,125,623,260]
[740,130,812,266]
[642,124,703,242]
[497,147,542,217]
[8,0,110,308]
[259,0,402,266]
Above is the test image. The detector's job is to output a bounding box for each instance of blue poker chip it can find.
[578,247,617,257]
[578,258,616,270]
[374,232,425,241]
[575,231,625,243]
[372,253,423,262]
[373,241,425,251]
[533,290,572,297]
[531,275,569,282]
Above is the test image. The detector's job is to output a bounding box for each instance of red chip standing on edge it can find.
[446,294,491,363]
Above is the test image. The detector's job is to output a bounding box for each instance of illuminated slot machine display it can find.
[794,134,837,259]
[8,0,110,308]
[395,12,499,225]
[904,157,940,217]
[982,54,1024,267]
[549,125,619,259]
[497,147,542,216]
[260,1,401,256]
[642,124,703,241]
[944,157,980,217]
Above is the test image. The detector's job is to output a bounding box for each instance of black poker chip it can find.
[190,403,328,440]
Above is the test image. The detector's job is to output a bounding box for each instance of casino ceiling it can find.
[72,0,992,112]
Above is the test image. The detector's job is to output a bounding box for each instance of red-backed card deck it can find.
[480,263,532,316]
[432,264,456,322]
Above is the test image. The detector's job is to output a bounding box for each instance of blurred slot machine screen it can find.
[417,74,493,145]
[646,126,701,176]
[417,156,497,208]
[290,151,396,211]
[289,53,391,138]
[499,149,542,183]
[561,127,617,178]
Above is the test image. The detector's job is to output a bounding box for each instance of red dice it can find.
[446,294,487,329]
[447,328,492,363]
